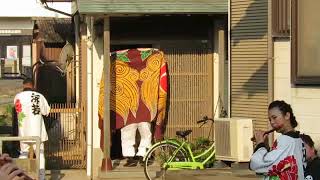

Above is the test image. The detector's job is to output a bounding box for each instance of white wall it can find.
[85,17,105,177]
[92,37,104,149]
[0,0,71,18]
[274,39,320,151]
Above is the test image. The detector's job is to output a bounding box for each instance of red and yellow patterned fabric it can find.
[98,48,168,148]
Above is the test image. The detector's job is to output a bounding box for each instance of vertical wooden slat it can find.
[45,103,85,169]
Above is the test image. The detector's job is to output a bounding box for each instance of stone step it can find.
[14,158,37,172]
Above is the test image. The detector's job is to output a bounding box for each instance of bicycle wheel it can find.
[144,142,188,180]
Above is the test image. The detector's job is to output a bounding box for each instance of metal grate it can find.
[214,121,231,156]
[272,0,290,37]
[45,103,86,169]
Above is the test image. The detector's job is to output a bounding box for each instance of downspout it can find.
[268,0,274,144]
[86,16,94,178]
[74,15,80,104]
[90,16,94,178]
[41,1,72,17]
[227,0,231,118]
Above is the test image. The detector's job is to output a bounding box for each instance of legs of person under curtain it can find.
[121,123,138,167]
[136,122,152,165]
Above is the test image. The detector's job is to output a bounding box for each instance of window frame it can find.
[291,0,320,85]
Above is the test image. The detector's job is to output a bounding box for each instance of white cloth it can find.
[250,133,306,180]
[20,142,45,180]
[20,142,45,168]
[14,90,50,142]
[121,122,152,157]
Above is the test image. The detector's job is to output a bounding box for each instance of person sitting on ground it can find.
[300,134,320,180]
[0,153,32,180]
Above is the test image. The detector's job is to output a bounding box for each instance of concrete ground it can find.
[45,170,89,180]
[45,168,261,180]
[50,160,261,180]
[165,168,260,180]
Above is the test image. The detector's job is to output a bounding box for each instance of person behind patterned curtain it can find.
[250,100,306,180]
[98,48,168,167]
[13,78,50,180]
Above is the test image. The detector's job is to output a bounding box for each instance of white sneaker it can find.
[39,169,46,180]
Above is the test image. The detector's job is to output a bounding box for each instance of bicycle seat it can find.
[176,130,192,138]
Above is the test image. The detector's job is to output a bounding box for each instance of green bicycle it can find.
[143,116,215,180]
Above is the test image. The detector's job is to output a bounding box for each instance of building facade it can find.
[230,0,320,149]
[69,0,228,178]
[0,0,71,78]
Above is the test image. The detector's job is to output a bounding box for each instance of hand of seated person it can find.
[0,154,13,166]
[0,154,33,180]
[0,163,26,180]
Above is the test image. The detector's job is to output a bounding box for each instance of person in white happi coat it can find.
[14,78,50,180]
[250,100,307,180]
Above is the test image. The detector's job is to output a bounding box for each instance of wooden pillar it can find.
[212,19,227,118]
[18,44,23,75]
[0,46,4,78]
[216,20,227,116]
[101,16,112,172]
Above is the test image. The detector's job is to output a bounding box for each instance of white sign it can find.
[6,46,18,60]
[22,45,31,66]
[0,30,22,34]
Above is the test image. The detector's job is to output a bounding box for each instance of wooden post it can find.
[28,145,34,159]
[18,44,22,75]
[0,46,4,78]
[101,16,112,172]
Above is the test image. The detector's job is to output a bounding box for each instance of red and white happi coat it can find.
[14,90,50,142]
[250,131,307,180]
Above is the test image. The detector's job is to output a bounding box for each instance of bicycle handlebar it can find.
[197,116,214,124]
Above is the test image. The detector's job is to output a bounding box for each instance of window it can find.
[292,0,320,85]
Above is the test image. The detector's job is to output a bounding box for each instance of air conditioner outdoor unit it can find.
[214,118,253,162]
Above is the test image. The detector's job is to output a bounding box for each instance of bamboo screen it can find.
[162,46,214,142]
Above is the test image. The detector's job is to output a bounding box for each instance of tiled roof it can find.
[35,18,74,43]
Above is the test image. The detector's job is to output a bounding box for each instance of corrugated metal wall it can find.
[230,0,269,130]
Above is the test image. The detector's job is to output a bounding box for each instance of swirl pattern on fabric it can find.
[110,60,139,124]
[98,48,168,129]
[140,52,163,121]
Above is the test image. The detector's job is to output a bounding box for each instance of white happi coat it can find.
[14,90,50,142]
[250,132,307,180]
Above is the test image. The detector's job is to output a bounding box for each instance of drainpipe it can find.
[40,1,72,17]
[227,0,231,118]
[86,16,94,178]
[74,15,80,104]
[268,0,274,144]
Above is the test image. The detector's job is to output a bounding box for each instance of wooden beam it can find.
[102,16,112,171]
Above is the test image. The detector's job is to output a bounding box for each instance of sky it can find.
[0,0,71,18]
